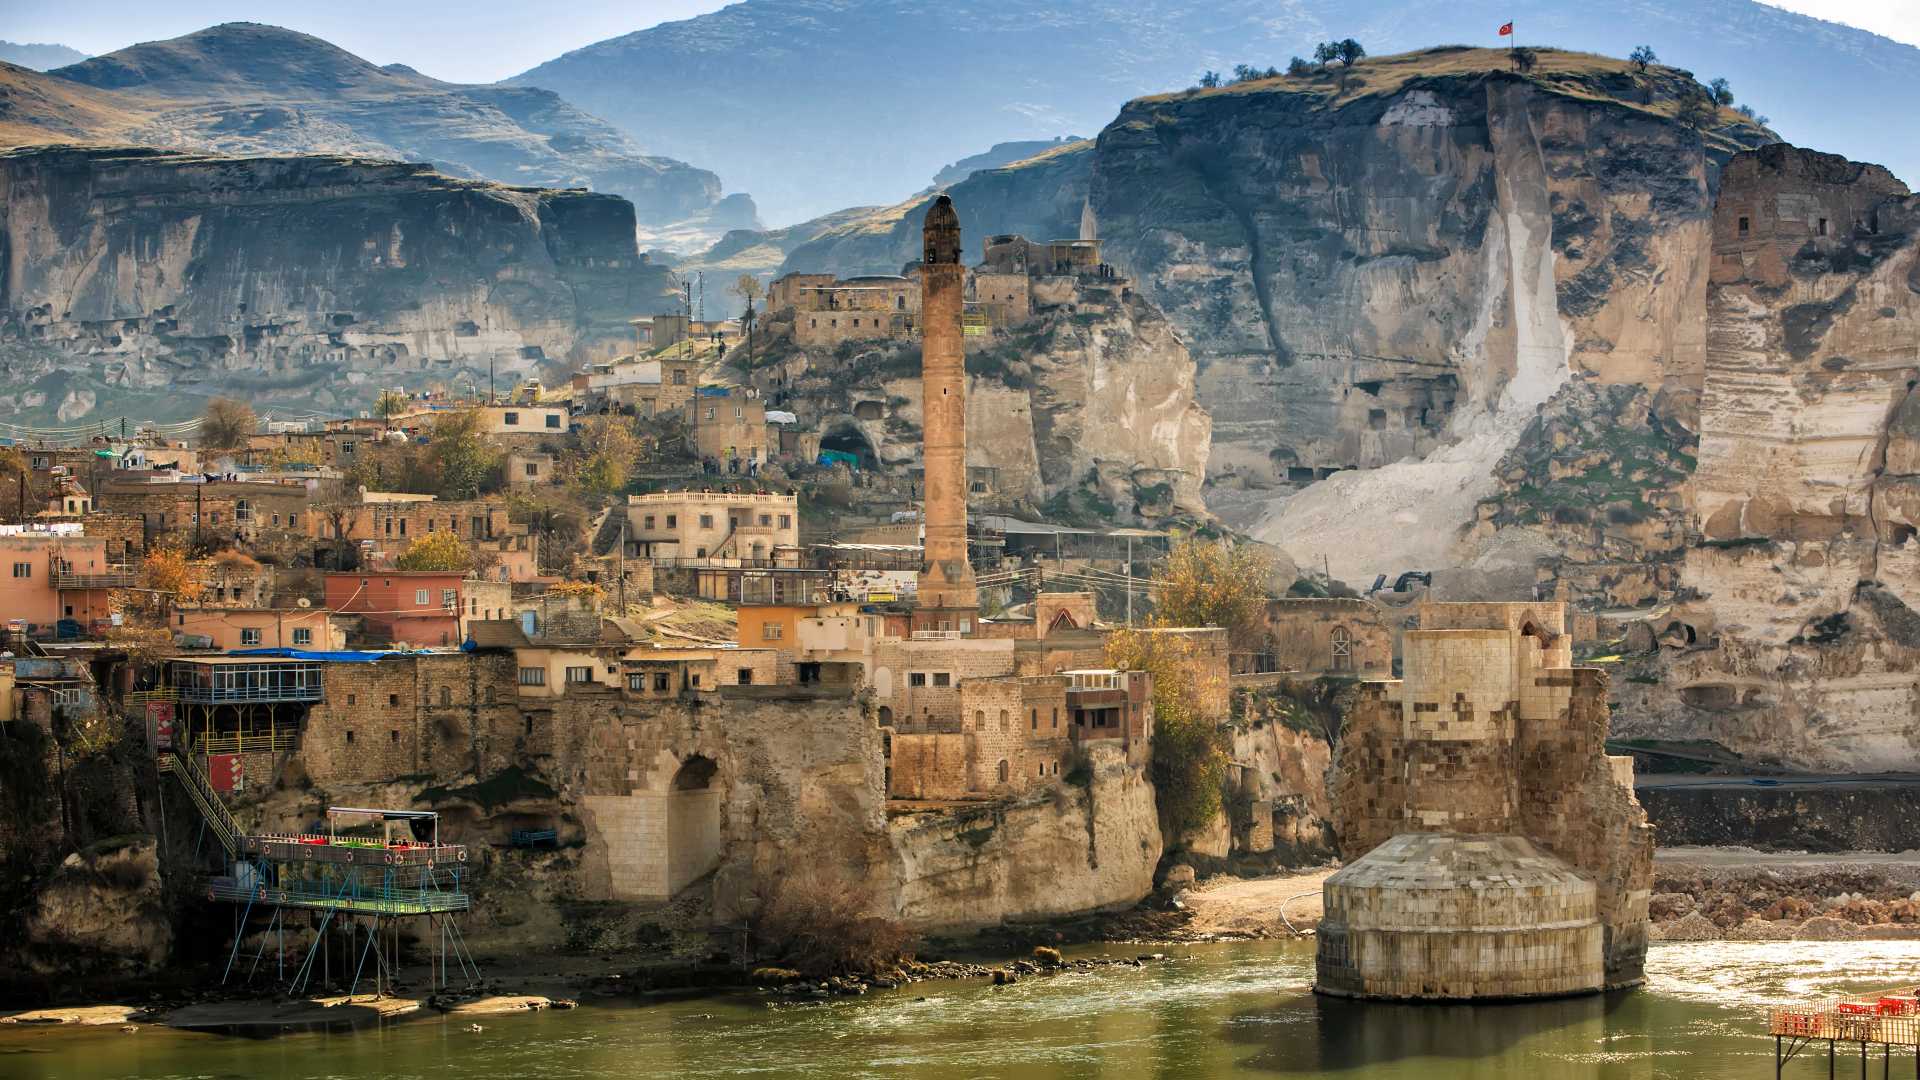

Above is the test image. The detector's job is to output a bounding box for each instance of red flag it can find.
[1498,21,1514,36]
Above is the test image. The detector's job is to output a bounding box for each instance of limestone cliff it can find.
[752,277,1210,523]
[0,145,680,423]
[1617,145,1920,771]
[886,744,1161,930]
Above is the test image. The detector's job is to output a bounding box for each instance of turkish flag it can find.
[1498,21,1514,35]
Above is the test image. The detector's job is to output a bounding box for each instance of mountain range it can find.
[6,23,731,230]
[512,0,1920,225]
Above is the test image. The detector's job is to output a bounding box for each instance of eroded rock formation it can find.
[1620,144,1920,770]
[0,146,680,423]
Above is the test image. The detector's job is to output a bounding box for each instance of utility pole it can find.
[488,361,496,405]
[616,514,628,616]
[1126,533,1134,627]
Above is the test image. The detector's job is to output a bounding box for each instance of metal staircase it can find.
[158,750,239,859]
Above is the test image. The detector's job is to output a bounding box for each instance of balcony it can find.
[170,659,325,704]
[56,566,137,589]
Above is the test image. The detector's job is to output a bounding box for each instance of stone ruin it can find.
[1316,602,1652,1000]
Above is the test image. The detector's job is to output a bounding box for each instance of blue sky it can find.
[2,0,1915,83]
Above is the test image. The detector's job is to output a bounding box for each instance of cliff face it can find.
[1096,53,1766,586]
[0,146,680,423]
[1623,145,1920,771]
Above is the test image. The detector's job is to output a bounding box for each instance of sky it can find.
[0,0,1916,83]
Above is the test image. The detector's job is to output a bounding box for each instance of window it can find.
[342,442,355,455]
[293,627,312,645]
[971,481,988,494]
[345,730,355,744]
[705,407,716,421]
[388,694,399,706]
[525,463,539,477]
[518,667,546,686]
[1052,707,1059,728]
[778,514,791,529]
[1031,708,1038,729]
[699,514,714,529]
[997,759,1009,783]
[666,514,678,529]
[504,411,520,425]
[442,588,457,609]
[1818,218,1828,236]
[347,693,357,706]
[763,622,784,640]
[10,562,29,579]
[390,730,400,743]
[932,672,951,687]
[655,672,670,691]
[240,628,262,645]
[690,672,702,688]
[644,515,656,530]
[909,672,927,687]
[1738,216,1750,236]
[565,666,593,683]
[738,668,753,685]
[672,369,686,385]
[399,519,407,536]
[439,687,452,707]
[545,414,561,429]
[1331,625,1354,671]
[759,514,771,526]
[628,673,646,691]
[408,588,426,606]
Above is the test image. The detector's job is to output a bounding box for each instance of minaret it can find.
[915,195,978,630]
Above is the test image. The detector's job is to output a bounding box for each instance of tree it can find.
[1152,536,1274,655]
[1106,626,1231,838]
[139,545,204,614]
[1676,84,1718,129]
[570,417,641,498]
[1510,46,1538,73]
[1312,41,1339,65]
[1231,63,1255,82]
[199,398,256,450]
[394,530,474,572]
[1286,56,1312,77]
[424,409,503,499]
[374,389,411,420]
[1709,77,1734,106]
[1736,103,1772,127]
[1629,45,1657,72]
[1198,69,1221,88]
[1334,38,1366,66]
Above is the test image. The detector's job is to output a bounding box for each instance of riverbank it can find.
[1651,847,1920,941]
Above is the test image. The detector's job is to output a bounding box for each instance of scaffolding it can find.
[1771,991,1920,1078]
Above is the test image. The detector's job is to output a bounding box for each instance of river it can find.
[4,939,1918,1079]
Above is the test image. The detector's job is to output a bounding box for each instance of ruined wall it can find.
[0,146,680,423]
[886,743,1161,930]
[1626,144,1920,771]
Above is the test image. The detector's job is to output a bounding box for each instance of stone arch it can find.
[667,755,723,895]
[973,709,984,732]
[877,705,894,727]
[873,666,893,698]
[1048,607,1079,633]
[997,759,1010,784]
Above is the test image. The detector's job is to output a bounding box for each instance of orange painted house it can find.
[322,571,465,647]
[0,533,128,631]
[173,607,347,651]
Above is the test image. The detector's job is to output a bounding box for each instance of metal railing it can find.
[56,568,137,589]
[159,751,239,859]
[192,730,299,756]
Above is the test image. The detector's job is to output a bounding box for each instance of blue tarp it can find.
[225,648,401,663]
[696,386,733,397]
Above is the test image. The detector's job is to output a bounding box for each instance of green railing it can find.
[159,751,239,859]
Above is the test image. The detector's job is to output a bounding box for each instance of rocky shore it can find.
[1649,849,1920,941]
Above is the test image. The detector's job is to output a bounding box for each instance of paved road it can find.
[1635,772,1920,791]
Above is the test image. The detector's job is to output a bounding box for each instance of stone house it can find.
[623,490,799,565]
[683,388,769,472]
[1252,597,1393,677]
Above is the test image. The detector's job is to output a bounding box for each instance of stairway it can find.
[158,750,240,859]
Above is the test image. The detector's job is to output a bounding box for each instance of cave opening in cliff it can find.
[821,422,879,470]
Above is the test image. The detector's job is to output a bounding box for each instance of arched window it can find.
[997,759,1010,783]
[1030,708,1038,729]
[439,686,451,707]
[1051,707,1059,728]
[1000,709,1009,732]
[1330,625,1354,672]
[973,709,985,731]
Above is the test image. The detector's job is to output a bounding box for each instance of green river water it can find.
[5,939,1919,1079]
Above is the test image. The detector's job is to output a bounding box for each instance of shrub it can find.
[751,865,917,978]
[1032,946,1064,968]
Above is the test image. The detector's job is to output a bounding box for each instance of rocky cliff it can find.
[0,145,680,423]
[886,744,1161,930]
[1100,50,1766,588]
[26,24,726,230]
[1616,145,1920,771]
[751,270,1209,523]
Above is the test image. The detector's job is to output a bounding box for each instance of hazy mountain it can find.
[929,138,1083,189]
[511,0,1920,225]
[0,41,87,71]
[39,23,728,226]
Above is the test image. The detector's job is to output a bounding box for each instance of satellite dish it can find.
[296,598,311,608]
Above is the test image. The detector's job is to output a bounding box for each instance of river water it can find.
[6,939,1920,1079]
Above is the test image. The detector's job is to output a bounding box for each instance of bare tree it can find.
[1629,45,1657,72]
[199,398,257,450]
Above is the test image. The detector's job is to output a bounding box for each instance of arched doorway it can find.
[667,755,722,895]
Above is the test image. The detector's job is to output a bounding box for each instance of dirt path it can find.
[1179,866,1336,938]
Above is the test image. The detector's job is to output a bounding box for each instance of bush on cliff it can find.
[750,864,917,979]
[1106,626,1231,839]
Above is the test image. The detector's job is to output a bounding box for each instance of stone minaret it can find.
[914,195,978,629]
